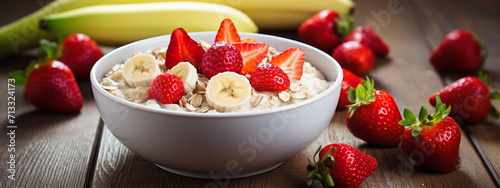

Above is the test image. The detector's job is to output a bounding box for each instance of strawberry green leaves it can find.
[347,76,376,118]
[9,39,59,87]
[479,71,500,118]
[399,95,451,140]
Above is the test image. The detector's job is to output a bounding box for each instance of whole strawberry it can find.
[298,10,354,53]
[399,96,461,172]
[430,29,484,73]
[346,77,404,147]
[10,42,83,112]
[148,73,184,104]
[201,41,243,78]
[58,33,103,80]
[250,63,290,92]
[344,26,390,57]
[429,72,499,124]
[337,68,363,110]
[332,41,374,76]
[307,144,378,188]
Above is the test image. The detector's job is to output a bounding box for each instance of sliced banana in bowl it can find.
[167,62,198,94]
[205,72,252,112]
[122,53,162,87]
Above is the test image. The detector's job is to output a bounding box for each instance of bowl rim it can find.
[90,32,343,118]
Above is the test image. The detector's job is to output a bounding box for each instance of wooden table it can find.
[1,0,499,187]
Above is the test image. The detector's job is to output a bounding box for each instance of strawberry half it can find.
[215,18,241,44]
[165,27,206,70]
[250,63,290,92]
[307,144,378,188]
[270,48,305,81]
[232,42,269,74]
[399,95,461,172]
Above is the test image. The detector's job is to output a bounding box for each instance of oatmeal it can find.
[100,41,331,113]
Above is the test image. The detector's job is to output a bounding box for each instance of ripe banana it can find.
[39,2,258,46]
[167,62,198,94]
[0,0,354,58]
[122,53,161,87]
[205,72,251,112]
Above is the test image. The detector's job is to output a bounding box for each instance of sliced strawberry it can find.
[270,48,304,81]
[241,37,257,43]
[232,42,269,74]
[165,27,205,70]
[215,18,241,44]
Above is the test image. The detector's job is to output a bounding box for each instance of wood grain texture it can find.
[0,52,102,187]
[411,0,500,185]
[89,1,496,187]
[1,0,499,187]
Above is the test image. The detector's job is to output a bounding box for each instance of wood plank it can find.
[348,0,495,187]
[0,68,103,187]
[411,0,500,185]
[90,1,495,187]
[0,39,102,188]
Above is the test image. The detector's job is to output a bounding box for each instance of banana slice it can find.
[205,72,252,112]
[167,62,198,93]
[122,54,161,87]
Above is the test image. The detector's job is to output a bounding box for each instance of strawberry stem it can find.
[307,145,336,187]
[336,15,355,37]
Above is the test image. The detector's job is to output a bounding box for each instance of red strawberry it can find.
[269,48,304,81]
[429,72,499,124]
[332,41,375,76]
[148,73,185,104]
[430,29,483,73]
[307,144,378,188]
[215,18,241,44]
[57,33,103,80]
[346,78,404,147]
[232,42,269,74]
[337,68,363,111]
[250,63,290,92]
[399,96,461,172]
[165,27,206,70]
[344,26,390,57]
[298,10,354,53]
[201,41,243,78]
[10,41,83,112]
[9,60,83,112]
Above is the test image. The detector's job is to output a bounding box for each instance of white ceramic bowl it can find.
[90,32,343,179]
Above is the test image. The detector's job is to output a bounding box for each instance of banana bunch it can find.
[40,2,258,46]
[0,0,354,59]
